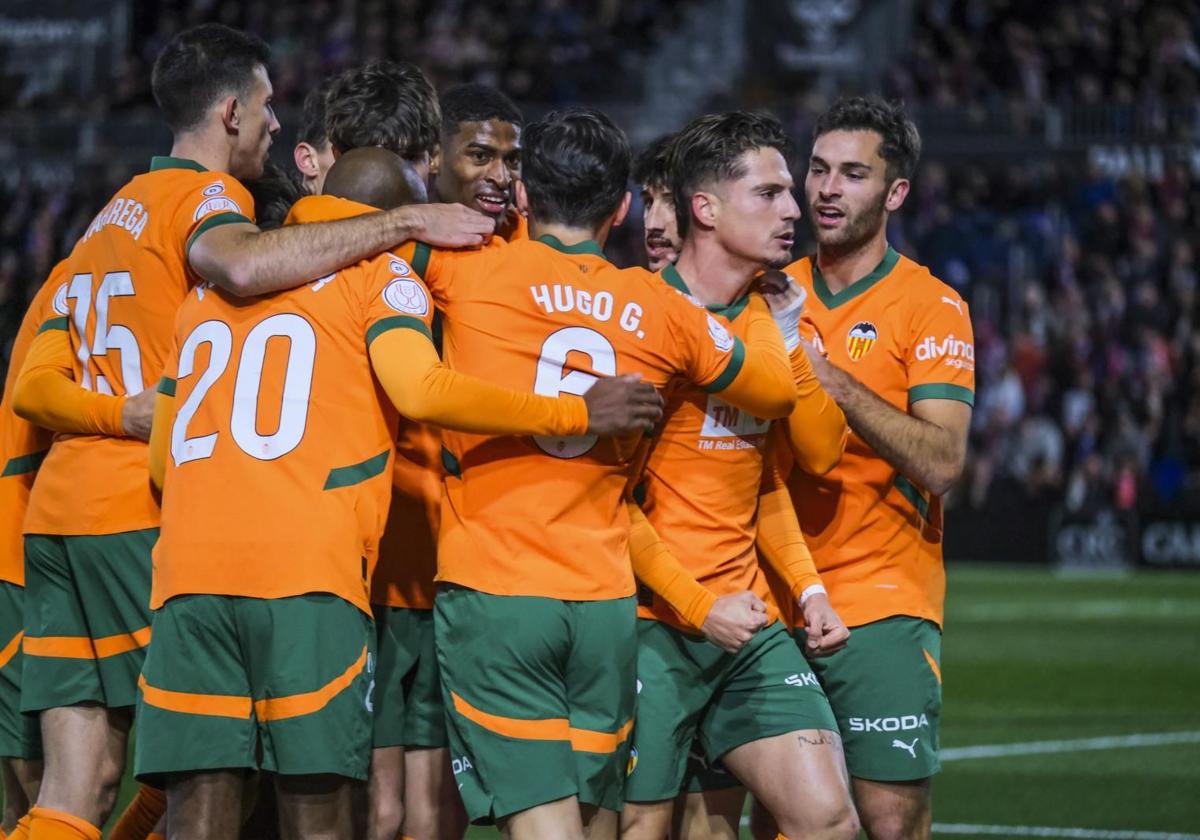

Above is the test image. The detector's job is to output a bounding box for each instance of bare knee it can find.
[862,809,926,840]
[368,790,404,840]
[620,801,671,839]
[777,802,860,840]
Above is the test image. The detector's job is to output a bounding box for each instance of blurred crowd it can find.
[3,0,1200,531]
[884,0,1200,106]
[4,0,699,112]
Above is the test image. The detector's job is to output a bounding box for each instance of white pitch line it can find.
[941,730,1200,761]
[932,823,1200,839]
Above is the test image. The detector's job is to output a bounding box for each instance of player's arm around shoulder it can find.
[187,194,493,298]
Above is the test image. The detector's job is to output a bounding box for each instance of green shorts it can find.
[372,606,445,749]
[798,616,942,781]
[0,582,40,759]
[21,530,155,712]
[435,586,636,821]
[134,593,375,783]
[626,620,836,802]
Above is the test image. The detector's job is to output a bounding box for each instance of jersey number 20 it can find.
[171,313,316,465]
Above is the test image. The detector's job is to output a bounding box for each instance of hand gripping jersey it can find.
[23,157,254,536]
[0,264,68,584]
[152,239,431,614]
[637,265,779,629]
[417,236,758,601]
[785,248,975,628]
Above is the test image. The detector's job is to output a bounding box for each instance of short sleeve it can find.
[906,288,975,406]
[363,252,437,348]
[661,286,744,391]
[179,175,257,255]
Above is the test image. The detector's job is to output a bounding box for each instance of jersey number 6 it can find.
[532,326,616,459]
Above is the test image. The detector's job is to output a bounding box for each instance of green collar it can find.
[660,263,751,321]
[150,156,207,173]
[812,246,901,309]
[536,234,607,260]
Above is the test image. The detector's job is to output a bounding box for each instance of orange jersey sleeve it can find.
[0,267,67,584]
[13,324,126,437]
[24,158,256,537]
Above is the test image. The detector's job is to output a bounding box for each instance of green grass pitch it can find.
[101,565,1200,838]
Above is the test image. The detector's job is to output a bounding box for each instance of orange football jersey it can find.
[24,157,254,536]
[784,248,974,628]
[637,265,778,629]
[152,239,434,613]
[372,207,530,611]
[419,236,753,601]
[0,264,68,584]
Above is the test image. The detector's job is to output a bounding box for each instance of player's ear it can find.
[885,178,910,212]
[220,96,239,135]
[612,191,632,228]
[294,143,319,180]
[428,144,442,179]
[514,179,530,215]
[692,190,717,230]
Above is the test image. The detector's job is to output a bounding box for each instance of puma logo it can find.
[892,738,918,758]
[941,296,964,314]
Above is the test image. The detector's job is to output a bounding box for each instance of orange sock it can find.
[108,785,166,840]
[27,807,100,840]
[776,835,791,840]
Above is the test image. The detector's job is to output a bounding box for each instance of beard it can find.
[808,188,888,258]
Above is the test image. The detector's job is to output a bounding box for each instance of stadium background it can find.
[1,0,1197,837]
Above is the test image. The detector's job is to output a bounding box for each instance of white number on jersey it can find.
[532,326,616,459]
[66,271,145,395]
[171,313,317,466]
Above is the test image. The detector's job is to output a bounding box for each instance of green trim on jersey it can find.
[702,336,746,394]
[2,450,49,478]
[36,317,68,335]
[659,264,750,321]
[811,247,901,309]
[186,211,253,254]
[411,242,432,279]
[324,449,390,490]
[537,234,607,260]
[909,382,974,407]
[366,315,432,346]
[157,377,177,397]
[150,156,207,173]
[894,475,930,522]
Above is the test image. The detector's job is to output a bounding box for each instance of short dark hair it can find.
[324,60,441,158]
[668,111,791,237]
[521,108,630,230]
[296,79,333,149]
[632,134,674,191]
[440,83,523,138]
[812,96,921,183]
[244,161,303,231]
[152,23,271,133]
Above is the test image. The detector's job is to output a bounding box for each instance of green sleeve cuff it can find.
[36,317,68,335]
[157,376,177,397]
[185,211,253,254]
[703,336,746,394]
[366,315,433,347]
[908,382,974,407]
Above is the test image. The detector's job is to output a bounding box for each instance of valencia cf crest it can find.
[846,321,878,361]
